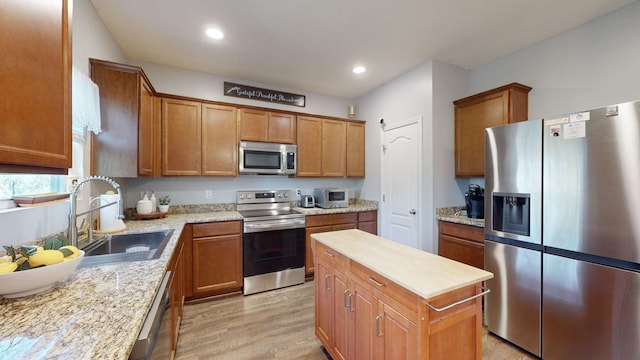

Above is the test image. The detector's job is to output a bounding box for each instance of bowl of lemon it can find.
[0,240,84,298]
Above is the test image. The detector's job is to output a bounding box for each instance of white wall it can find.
[469,2,640,119]
[355,60,469,252]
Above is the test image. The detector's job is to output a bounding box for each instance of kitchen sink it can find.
[79,229,174,267]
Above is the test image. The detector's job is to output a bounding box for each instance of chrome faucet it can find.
[69,176,124,248]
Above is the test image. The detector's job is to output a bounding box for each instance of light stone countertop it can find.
[0,211,242,360]
[292,204,377,215]
[436,206,485,228]
[312,229,493,299]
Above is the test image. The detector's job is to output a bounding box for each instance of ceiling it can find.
[90,0,636,99]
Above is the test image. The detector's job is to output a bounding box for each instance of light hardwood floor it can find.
[175,281,536,360]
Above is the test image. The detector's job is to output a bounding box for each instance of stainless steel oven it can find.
[237,190,306,295]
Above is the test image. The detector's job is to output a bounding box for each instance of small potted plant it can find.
[158,195,171,213]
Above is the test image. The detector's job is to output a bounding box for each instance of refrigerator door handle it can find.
[426,286,490,312]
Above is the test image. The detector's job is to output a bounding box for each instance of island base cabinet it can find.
[315,238,485,360]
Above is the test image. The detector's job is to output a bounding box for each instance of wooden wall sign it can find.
[224,82,305,107]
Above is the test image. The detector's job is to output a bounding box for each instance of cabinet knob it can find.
[409,209,416,215]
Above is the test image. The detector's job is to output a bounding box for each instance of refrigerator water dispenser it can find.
[492,193,530,236]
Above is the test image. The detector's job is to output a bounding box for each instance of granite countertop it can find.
[436,206,485,228]
[312,229,493,299]
[293,203,377,215]
[0,211,242,360]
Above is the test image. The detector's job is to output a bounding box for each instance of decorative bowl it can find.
[0,251,85,298]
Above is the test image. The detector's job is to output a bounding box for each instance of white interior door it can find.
[381,117,421,248]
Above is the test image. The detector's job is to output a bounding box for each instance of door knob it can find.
[409,209,416,215]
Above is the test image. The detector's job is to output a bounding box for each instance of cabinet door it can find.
[138,80,155,176]
[332,269,349,360]
[202,104,237,176]
[192,234,242,295]
[349,282,377,360]
[315,260,333,347]
[439,234,484,269]
[162,98,202,175]
[297,116,323,176]
[305,225,333,276]
[455,91,508,176]
[346,122,365,177]
[322,119,347,177]
[0,0,71,173]
[378,302,418,359]
[268,112,296,144]
[238,108,269,142]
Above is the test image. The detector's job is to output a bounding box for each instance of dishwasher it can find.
[129,271,171,360]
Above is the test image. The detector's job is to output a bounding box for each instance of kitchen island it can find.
[0,211,241,359]
[312,229,493,359]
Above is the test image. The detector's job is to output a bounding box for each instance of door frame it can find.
[380,116,423,249]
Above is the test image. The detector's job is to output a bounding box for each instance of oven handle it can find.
[243,219,306,233]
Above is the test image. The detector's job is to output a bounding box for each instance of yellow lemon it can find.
[0,255,11,263]
[36,246,44,252]
[58,245,80,259]
[0,262,18,274]
[28,250,64,267]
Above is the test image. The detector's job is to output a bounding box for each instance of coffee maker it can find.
[465,184,485,219]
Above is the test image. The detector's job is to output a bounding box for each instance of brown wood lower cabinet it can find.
[315,239,484,359]
[305,211,377,277]
[185,221,243,300]
[438,221,484,269]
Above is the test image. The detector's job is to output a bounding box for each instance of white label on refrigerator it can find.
[563,122,586,139]
[545,117,569,126]
[569,111,590,122]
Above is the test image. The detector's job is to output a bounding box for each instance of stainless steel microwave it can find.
[239,141,297,175]
[314,188,348,208]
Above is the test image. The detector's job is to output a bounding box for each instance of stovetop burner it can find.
[236,190,304,222]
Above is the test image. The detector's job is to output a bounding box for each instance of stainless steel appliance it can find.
[237,190,306,295]
[541,101,640,359]
[129,271,171,359]
[485,100,640,359]
[301,195,315,208]
[464,184,485,219]
[313,188,348,208]
[238,141,297,175]
[485,119,543,357]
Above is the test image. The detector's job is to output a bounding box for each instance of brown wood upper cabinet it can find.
[238,108,296,144]
[161,98,238,176]
[454,82,531,177]
[90,59,160,177]
[297,116,364,178]
[0,0,72,174]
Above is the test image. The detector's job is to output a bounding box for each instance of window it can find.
[0,175,66,200]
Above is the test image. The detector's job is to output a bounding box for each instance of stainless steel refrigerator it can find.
[484,101,640,359]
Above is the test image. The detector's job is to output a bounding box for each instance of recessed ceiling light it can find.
[352,66,366,74]
[205,28,224,40]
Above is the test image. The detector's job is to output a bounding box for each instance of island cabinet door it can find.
[377,302,418,359]
[315,260,332,346]
[348,281,377,359]
[332,269,349,360]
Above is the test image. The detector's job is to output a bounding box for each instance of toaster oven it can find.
[314,188,348,208]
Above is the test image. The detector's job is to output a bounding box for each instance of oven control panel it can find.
[237,190,291,204]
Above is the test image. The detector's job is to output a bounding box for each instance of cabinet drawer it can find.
[350,260,419,315]
[439,234,484,269]
[438,221,484,243]
[315,241,349,269]
[357,210,377,222]
[306,213,358,227]
[192,220,242,238]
